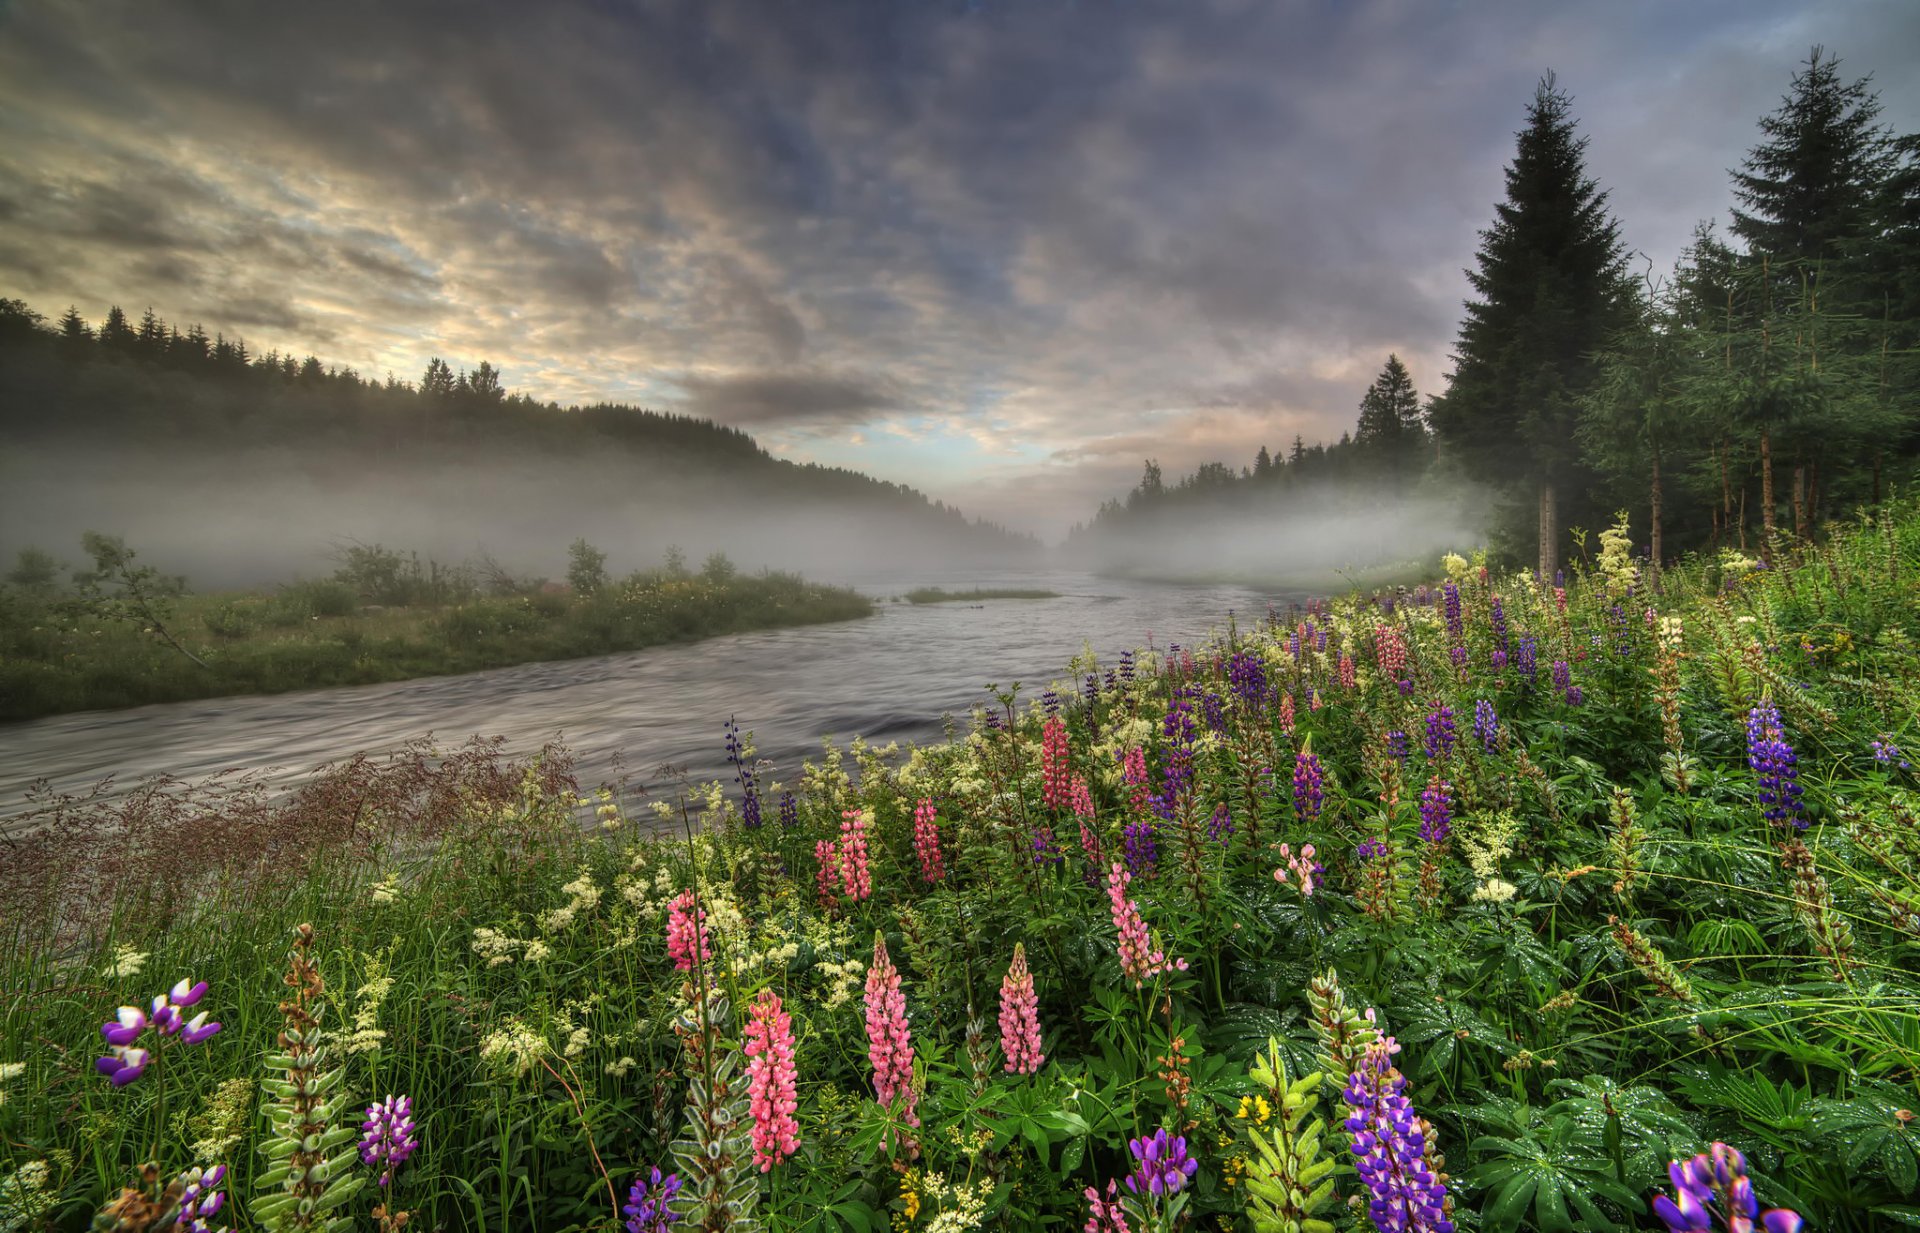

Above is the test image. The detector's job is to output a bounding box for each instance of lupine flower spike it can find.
[863,935,919,1131]
[665,890,709,971]
[97,979,220,1086]
[1342,1036,1453,1232]
[744,990,800,1171]
[1652,1142,1801,1233]
[1126,1127,1198,1200]
[623,1167,683,1233]
[998,943,1045,1074]
[360,1095,419,1186]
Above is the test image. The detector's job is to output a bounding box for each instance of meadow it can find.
[2,506,1917,1232]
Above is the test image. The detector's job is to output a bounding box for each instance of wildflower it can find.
[1274,842,1320,896]
[1342,1037,1453,1233]
[1488,595,1509,653]
[1122,818,1158,876]
[864,936,919,1128]
[840,809,874,900]
[172,1164,227,1233]
[1280,691,1296,735]
[725,716,762,829]
[96,980,220,1086]
[1228,651,1268,710]
[1386,730,1410,767]
[815,839,842,907]
[1418,777,1452,845]
[1652,1142,1801,1233]
[479,1017,550,1078]
[744,990,800,1171]
[1442,582,1463,640]
[1375,624,1407,677]
[1472,699,1498,753]
[1208,802,1234,845]
[998,944,1045,1075]
[1125,1128,1198,1200]
[1106,863,1188,987]
[912,798,946,883]
[1120,746,1151,814]
[1070,774,1096,822]
[359,1095,419,1187]
[622,1167,683,1233]
[1355,838,1388,862]
[779,790,799,827]
[1292,744,1326,822]
[665,891,709,971]
[1515,634,1538,683]
[1339,653,1357,690]
[1083,1180,1132,1233]
[1745,702,1806,829]
[1424,701,1456,762]
[1041,716,1074,812]
[100,945,148,979]
[1871,736,1911,770]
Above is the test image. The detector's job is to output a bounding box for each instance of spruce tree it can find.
[1429,76,1632,577]
[1353,354,1423,483]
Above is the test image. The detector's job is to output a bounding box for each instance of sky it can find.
[2,0,1917,540]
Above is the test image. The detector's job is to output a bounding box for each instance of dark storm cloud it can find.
[1,0,1916,534]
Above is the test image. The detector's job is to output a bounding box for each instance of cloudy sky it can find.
[2,0,1916,537]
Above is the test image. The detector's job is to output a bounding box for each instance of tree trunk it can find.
[1539,481,1559,582]
[1716,440,1732,551]
[1738,483,1748,552]
[1649,450,1664,588]
[1759,429,1776,553]
[1873,451,1883,507]
[1792,462,1807,542]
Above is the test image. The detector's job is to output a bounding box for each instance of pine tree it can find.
[98,306,136,354]
[58,306,92,357]
[421,357,457,399]
[1253,445,1273,479]
[1353,354,1423,482]
[1429,76,1632,577]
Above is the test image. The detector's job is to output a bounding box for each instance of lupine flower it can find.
[1085,673,1101,707]
[778,790,798,828]
[1424,701,1456,762]
[1488,595,1509,653]
[1293,745,1326,822]
[1552,658,1572,693]
[1083,1180,1133,1233]
[723,717,762,829]
[96,980,220,1086]
[1342,1037,1453,1233]
[912,798,945,883]
[998,943,1045,1074]
[173,1164,227,1233]
[1449,644,1468,668]
[1042,688,1061,715]
[359,1095,419,1186]
[1386,730,1410,767]
[1122,818,1158,875]
[1120,746,1152,814]
[1442,582,1463,640]
[1746,702,1806,829]
[1032,825,1066,867]
[1201,690,1226,733]
[1208,803,1234,845]
[1375,624,1408,677]
[1355,838,1388,862]
[1125,1128,1198,1200]
[863,936,919,1128]
[839,809,874,900]
[623,1167,683,1233]
[744,990,800,1171]
[1274,842,1320,896]
[1041,715,1074,812]
[1871,736,1911,770]
[1472,699,1498,753]
[1118,650,1135,685]
[1419,777,1452,845]
[1652,1142,1802,1233]
[1107,863,1188,987]
[1340,654,1357,691]
[814,840,842,907]
[665,891,709,970]
[1515,634,1538,683]
[1070,774,1096,822]
[1228,651,1268,710]
[1280,691,1297,735]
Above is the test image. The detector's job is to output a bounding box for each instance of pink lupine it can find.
[1120,746,1152,815]
[912,798,945,884]
[839,809,873,901]
[1554,586,1568,614]
[1070,774,1096,822]
[863,935,919,1128]
[814,839,842,908]
[1084,1179,1132,1232]
[1339,654,1357,691]
[744,989,800,1171]
[1280,692,1296,735]
[1041,715,1073,812]
[998,943,1045,1074]
[1375,624,1407,676]
[1274,842,1320,897]
[664,891,709,971]
[1106,862,1189,988]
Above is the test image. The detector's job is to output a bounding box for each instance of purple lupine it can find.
[1201,690,1226,733]
[1228,651,1269,711]
[1552,659,1581,705]
[1418,778,1452,845]
[778,790,798,828]
[1355,837,1388,862]
[1449,645,1468,669]
[1515,634,1538,684]
[1488,596,1509,654]
[1031,826,1066,867]
[1123,819,1159,875]
[1424,701,1456,762]
[623,1167,683,1233]
[1397,678,1416,698]
[1442,582,1463,640]
[1042,688,1061,716]
[1154,692,1200,826]
[1125,1127,1198,1200]
[1292,746,1326,823]
[1118,650,1135,686]
[173,1165,227,1233]
[96,979,220,1086]
[1472,699,1498,753]
[724,717,762,829]
[1208,803,1234,845]
[1653,1142,1802,1233]
[1386,730,1410,768]
[1872,736,1912,770]
[360,1094,419,1186]
[1342,1038,1454,1233]
[1085,673,1101,708]
[1104,668,1119,692]
[1746,702,1806,829]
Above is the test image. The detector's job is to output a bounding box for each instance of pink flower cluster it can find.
[864,936,919,1128]
[1375,624,1407,676]
[814,840,842,908]
[998,943,1045,1074]
[1083,1179,1132,1232]
[838,809,873,901]
[1274,842,1319,897]
[1279,691,1296,735]
[1106,862,1188,988]
[665,891,709,971]
[1041,715,1074,812]
[1339,654,1357,691]
[912,798,945,884]
[1119,746,1151,815]
[744,990,800,1172]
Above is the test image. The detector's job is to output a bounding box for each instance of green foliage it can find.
[1239,1040,1336,1233]
[566,538,608,595]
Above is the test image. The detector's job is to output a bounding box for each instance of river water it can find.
[0,571,1308,819]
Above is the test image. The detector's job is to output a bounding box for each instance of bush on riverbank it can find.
[2,507,1917,1231]
[0,545,873,721]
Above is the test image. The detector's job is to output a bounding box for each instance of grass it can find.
[2,505,1918,1231]
[902,586,1059,604]
[0,570,872,722]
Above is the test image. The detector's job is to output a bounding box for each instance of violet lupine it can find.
[1292,745,1326,823]
[778,790,798,828]
[723,716,761,829]
[1201,689,1226,733]
[998,943,1045,1074]
[1042,687,1061,715]
[1118,650,1135,685]
[1652,1142,1802,1233]
[665,891,709,971]
[1107,862,1188,987]
[1208,803,1234,845]
[839,809,874,901]
[1424,701,1457,762]
[1342,1037,1454,1233]
[1418,777,1452,845]
[166,1164,226,1233]
[1041,715,1074,813]
[1745,702,1806,829]
[1872,735,1912,770]
[1472,698,1499,753]
[863,936,919,1128]
[1386,730,1410,767]
[744,990,800,1171]
[1442,582,1463,640]
[623,1167,683,1233]
[1274,842,1320,896]
[359,1094,419,1187]
[1488,595,1509,654]
[1355,837,1389,862]
[1449,644,1469,669]
[912,798,945,883]
[1515,634,1538,683]
[1228,651,1268,710]
[1084,1180,1133,1233]
[1121,818,1159,876]
[1126,1128,1198,1201]
[96,979,220,1086]
[1085,673,1101,707]
[1032,826,1066,867]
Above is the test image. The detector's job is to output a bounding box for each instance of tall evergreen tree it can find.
[1353,354,1423,482]
[98,306,136,354]
[1429,76,1632,577]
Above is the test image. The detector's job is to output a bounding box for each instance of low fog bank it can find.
[0,444,1038,591]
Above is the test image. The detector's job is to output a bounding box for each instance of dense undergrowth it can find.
[3,505,1918,1232]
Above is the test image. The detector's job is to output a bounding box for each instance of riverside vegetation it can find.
[0,538,871,722]
[4,502,1917,1232]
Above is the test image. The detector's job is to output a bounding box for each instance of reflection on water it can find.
[0,572,1308,818]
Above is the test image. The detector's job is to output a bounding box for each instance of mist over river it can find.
[0,571,1314,821]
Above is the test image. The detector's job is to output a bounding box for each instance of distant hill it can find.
[0,298,1038,585]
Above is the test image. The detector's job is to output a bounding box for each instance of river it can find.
[0,571,1310,820]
